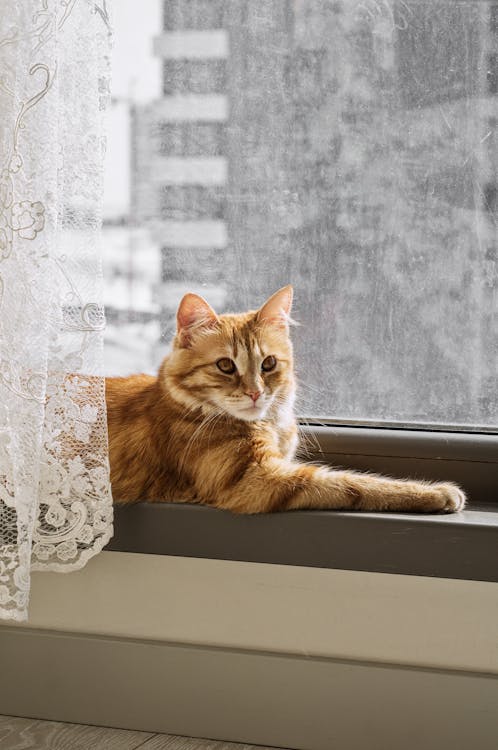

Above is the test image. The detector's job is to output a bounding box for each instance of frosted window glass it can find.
[103,0,498,430]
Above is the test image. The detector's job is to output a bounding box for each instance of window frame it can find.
[106,2,498,578]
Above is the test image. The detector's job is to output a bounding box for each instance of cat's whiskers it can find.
[182,401,210,422]
[271,389,319,458]
[296,419,322,459]
[176,407,224,478]
[205,409,226,453]
[288,390,325,457]
[175,400,201,420]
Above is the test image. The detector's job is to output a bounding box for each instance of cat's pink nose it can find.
[246,390,262,403]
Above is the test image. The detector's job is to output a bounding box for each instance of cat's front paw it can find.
[427,482,466,513]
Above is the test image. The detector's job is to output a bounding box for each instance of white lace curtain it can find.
[0,0,113,620]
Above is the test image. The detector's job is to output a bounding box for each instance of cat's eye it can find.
[216,357,237,374]
[261,355,277,372]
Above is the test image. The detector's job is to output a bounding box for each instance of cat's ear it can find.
[257,285,293,328]
[176,293,219,347]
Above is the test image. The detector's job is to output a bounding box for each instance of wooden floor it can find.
[0,715,286,750]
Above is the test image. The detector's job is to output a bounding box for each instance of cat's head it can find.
[163,286,295,422]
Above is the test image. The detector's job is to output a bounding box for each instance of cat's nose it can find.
[246,390,263,403]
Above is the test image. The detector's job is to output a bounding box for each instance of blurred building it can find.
[132,1,230,341]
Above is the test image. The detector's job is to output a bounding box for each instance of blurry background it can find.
[103,0,497,429]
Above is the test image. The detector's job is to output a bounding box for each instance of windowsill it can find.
[107,501,498,583]
[107,426,498,582]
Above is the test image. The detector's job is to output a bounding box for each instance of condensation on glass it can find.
[103,0,498,430]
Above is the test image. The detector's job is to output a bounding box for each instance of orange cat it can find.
[106,286,466,513]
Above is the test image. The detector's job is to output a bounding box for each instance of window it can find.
[103,0,498,432]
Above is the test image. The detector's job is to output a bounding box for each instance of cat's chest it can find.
[273,404,298,460]
[254,419,298,461]
[278,423,298,460]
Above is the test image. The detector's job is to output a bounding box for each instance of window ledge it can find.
[107,502,498,583]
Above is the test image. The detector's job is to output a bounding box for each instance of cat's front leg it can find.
[208,459,466,514]
[285,467,466,514]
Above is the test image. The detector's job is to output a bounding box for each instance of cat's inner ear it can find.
[257,285,293,328]
[176,293,218,347]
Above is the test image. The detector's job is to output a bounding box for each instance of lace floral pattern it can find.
[0,0,113,620]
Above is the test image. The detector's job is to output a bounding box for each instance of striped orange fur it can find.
[106,286,466,514]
